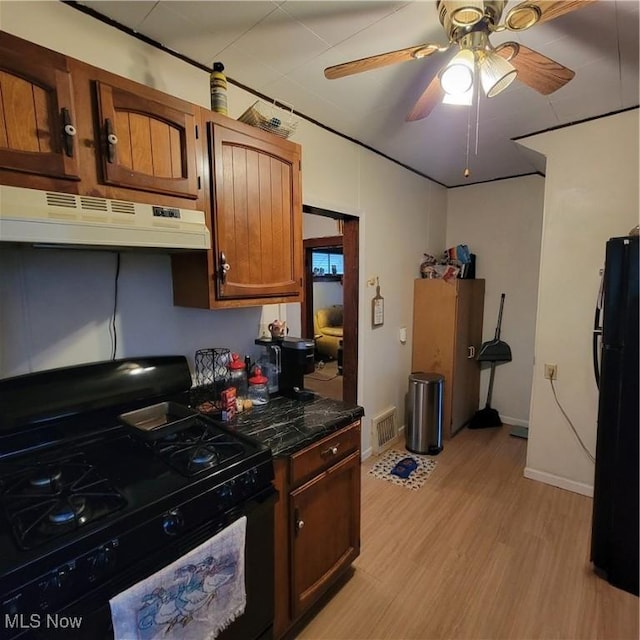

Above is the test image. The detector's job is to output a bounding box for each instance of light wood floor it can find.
[295,426,639,640]
[304,360,343,401]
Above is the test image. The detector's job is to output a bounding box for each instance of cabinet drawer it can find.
[290,421,360,487]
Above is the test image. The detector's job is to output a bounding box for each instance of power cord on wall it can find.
[109,252,121,360]
[549,378,596,464]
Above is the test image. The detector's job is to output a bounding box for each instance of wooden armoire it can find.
[411,278,485,437]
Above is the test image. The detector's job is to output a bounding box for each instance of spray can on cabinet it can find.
[210,62,228,115]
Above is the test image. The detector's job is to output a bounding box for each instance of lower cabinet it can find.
[273,421,361,638]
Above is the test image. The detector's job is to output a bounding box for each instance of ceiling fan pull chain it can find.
[475,77,481,156]
[464,87,472,178]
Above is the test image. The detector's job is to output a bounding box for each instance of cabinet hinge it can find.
[195,125,199,139]
[300,277,303,286]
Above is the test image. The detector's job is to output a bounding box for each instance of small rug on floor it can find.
[306,361,338,381]
[368,449,437,490]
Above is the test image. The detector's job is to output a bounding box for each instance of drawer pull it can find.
[322,444,339,457]
[296,519,305,530]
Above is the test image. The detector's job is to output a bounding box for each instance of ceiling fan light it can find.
[443,86,473,105]
[504,4,541,31]
[440,49,475,96]
[445,1,485,27]
[479,52,517,97]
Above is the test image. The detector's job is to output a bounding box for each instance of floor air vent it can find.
[372,407,399,455]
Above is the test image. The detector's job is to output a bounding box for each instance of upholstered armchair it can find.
[313,305,343,360]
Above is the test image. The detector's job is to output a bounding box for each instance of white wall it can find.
[446,175,545,426]
[0,1,447,456]
[313,282,343,311]
[303,213,341,240]
[520,109,639,495]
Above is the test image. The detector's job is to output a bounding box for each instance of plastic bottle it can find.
[210,62,228,116]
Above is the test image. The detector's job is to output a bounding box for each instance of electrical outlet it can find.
[544,363,558,380]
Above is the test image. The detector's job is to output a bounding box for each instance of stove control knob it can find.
[218,483,233,501]
[56,564,73,591]
[100,543,117,572]
[162,508,184,536]
[243,470,257,486]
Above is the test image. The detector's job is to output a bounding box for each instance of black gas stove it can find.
[0,356,275,640]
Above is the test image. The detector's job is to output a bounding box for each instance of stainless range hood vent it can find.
[1,185,210,251]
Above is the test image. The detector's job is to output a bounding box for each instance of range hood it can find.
[0,185,210,250]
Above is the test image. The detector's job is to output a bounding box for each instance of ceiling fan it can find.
[324,0,596,121]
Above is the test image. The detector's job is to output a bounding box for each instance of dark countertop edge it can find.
[271,405,365,458]
[211,396,365,458]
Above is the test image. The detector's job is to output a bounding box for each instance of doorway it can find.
[301,206,359,405]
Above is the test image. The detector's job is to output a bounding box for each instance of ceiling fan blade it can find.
[406,75,444,122]
[504,0,596,31]
[496,43,575,95]
[324,43,445,80]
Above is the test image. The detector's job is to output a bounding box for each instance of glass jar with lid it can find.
[248,367,269,405]
[228,352,248,399]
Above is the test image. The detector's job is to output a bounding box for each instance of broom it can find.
[468,360,502,429]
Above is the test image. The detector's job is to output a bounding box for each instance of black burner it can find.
[48,496,87,525]
[149,417,246,477]
[191,447,217,466]
[30,469,62,491]
[0,453,126,550]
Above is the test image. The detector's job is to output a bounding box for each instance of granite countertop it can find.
[219,395,364,457]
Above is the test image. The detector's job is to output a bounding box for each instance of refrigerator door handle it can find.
[593,267,605,389]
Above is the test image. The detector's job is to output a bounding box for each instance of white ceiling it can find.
[76,0,639,187]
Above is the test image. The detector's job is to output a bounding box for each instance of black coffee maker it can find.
[255,336,315,400]
[280,337,315,399]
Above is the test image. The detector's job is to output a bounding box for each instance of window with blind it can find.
[312,249,343,279]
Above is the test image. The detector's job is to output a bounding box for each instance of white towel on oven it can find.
[109,516,247,640]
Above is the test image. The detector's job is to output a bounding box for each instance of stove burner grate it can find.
[0,453,126,550]
[149,418,246,476]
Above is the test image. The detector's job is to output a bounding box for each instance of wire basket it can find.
[238,100,298,139]
[192,348,230,414]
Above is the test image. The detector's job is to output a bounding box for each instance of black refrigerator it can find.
[591,235,639,596]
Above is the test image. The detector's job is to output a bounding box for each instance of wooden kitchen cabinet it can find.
[412,278,485,436]
[1,32,205,212]
[93,78,199,199]
[0,32,80,188]
[171,112,303,309]
[273,421,361,638]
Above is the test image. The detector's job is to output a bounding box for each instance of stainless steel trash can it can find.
[406,372,444,455]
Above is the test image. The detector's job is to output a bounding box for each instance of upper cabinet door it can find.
[209,121,302,301]
[0,32,80,181]
[95,81,198,199]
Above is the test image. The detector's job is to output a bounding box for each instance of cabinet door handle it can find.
[321,444,339,457]
[105,118,118,163]
[61,108,76,157]
[468,346,476,359]
[219,252,231,284]
[294,508,304,535]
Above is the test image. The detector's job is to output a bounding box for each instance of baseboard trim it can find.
[501,415,529,428]
[361,447,372,461]
[524,467,593,497]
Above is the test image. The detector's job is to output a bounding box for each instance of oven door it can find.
[26,486,276,640]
